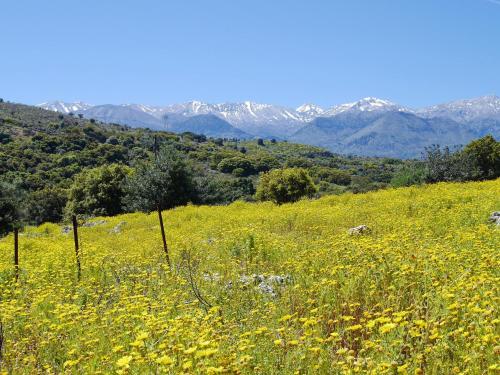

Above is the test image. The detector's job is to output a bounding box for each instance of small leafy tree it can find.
[0,180,25,237]
[256,168,317,204]
[124,145,196,212]
[65,164,131,218]
[124,145,196,266]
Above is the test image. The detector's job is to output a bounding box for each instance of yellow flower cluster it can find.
[0,179,498,374]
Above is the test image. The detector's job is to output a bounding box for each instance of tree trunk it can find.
[72,215,81,280]
[157,206,171,268]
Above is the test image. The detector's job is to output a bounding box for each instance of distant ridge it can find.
[39,95,500,157]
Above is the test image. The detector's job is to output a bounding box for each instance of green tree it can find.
[463,135,500,180]
[123,145,196,212]
[27,187,68,224]
[0,180,25,236]
[65,164,131,218]
[256,168,317,204]
[424,145,479,183]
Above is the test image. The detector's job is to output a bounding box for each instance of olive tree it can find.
[123,145,196,266]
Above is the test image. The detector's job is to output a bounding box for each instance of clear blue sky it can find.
[1,0,499,108]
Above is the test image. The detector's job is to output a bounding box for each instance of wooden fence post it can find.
[14,228,19,282]
[157,206,171,268]
[72,215,81,280]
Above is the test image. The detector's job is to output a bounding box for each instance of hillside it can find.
[0,180,498,373]
[0,101,409,223]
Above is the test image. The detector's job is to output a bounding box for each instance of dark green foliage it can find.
[123,145,196,212]
[65,164,131,218]
[0,101,441,225]
[424,145,480,183]
[256,168,317,204]
[285,157,314,169]
[195,176,255,205]
[312,167,352,186]
[463,135,500,180]
[0,180,25,236]
[217,156,255,176]
[26,187,67,224]
[257,138,265,146]
[250,154,280,173]
[0,132,12,144]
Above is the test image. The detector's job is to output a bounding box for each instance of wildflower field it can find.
[0,180,499,374]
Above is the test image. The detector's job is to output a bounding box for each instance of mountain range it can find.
[38,95,500,158]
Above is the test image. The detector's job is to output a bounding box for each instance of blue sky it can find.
[1,0,499,108]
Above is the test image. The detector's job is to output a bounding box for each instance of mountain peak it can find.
[37,100,92,114]
[417,95,500,121]
[323,97,406,117]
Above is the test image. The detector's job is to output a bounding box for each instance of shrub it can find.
[27,187,67,224]
[390,163,428,187]
[65,164,131,218]
[256,168,317,204]
[313,167,352,186]
[424,145,479,183]
[217,156,255,176]
[463,135,500,180]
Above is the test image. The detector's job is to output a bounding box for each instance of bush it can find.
[27,188,67,224]
[256,168,317,204]
[250,154,281,173]
[424,145,479,183]
[195,176,255,205]
[65,164,131,218]
[463,135,500,180]
[390,163,428,187]
[217,156,255,176]
[312,167,352,186]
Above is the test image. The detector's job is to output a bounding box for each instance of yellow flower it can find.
[116,355,133,368]
[379,323,397,334]
[156,355,173,366]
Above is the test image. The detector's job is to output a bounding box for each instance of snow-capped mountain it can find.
[156,101,306,137]
[323,97,409,117]
[296,104,325,121]
[37,96,500,158]
[417,95,500,122]
[37,101,93,114]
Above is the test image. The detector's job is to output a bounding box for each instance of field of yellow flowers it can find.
[0,180,499,374]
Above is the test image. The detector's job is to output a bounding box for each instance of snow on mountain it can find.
[417,95,500,122]
[296,104,325,121]
[122,103,164,116]
[35,96,500,157]
[156,101,307,137]
[38,101,92,114]
[323,97,409,117]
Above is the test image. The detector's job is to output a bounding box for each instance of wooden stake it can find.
[14,228,19,282]
[157,206,171,268]
[72,215,81,280]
